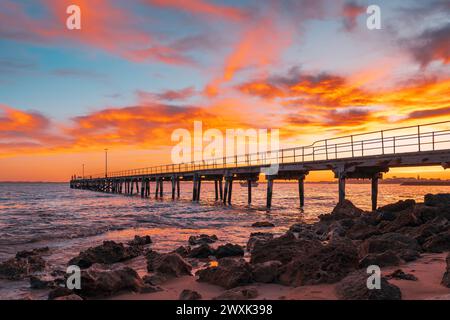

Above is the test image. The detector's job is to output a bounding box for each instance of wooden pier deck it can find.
[70,121,450,210]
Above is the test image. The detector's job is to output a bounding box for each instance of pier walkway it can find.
[70,121,450,210]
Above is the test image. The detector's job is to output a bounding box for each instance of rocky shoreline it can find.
[1,193,449,300]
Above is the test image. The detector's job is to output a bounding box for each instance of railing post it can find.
[418,125,421,152]
[302,147,305,162]
[325,140,328,160]
[393,136,396,154]
[432,131,435,151]
[361,141,364,156]
[381,130,384,155]
[351,135,354,157]
[334,144,337,159]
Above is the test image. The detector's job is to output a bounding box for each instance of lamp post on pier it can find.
[105,149,108,178]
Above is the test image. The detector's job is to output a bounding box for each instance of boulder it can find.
[127,235,152,246]
[359,233,420,261]
[346,222,380,240]
[214,243,244,259]
[250,233,322,264]
[319,200,364,221]
[143,273,169,285]
[68,241,142,269]
[251,261,282,283]
[379,208,422,233]
[441,253,450,288]
[359,250,402,268]
[30,275,55,289]
[278,240,359,286]
[386,269,418,281]
[0,248,47,280]
[188,234,218,245]
[424,193,450,207]
[378,199,415,213]
[289,223,323,241]
[172,246,191,257]
[188,244,215,259]
[335,270,402,300]
[146,252,192,277]
[197,258,253,289]
[213,287,258,300]
[48,287,74,300]
[401,216,448,245]
[179,289,202,300]
[251,221,275,228]
[422,230,450,253]
[246,232,273,252]
[76,267,144,297]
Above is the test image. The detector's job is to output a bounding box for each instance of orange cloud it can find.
[148,0,248,21]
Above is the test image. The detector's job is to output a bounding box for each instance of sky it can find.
[0,0,449,181]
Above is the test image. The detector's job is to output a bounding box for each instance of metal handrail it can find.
[74,120,450,180]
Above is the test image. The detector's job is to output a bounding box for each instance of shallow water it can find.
[0,182,449,299]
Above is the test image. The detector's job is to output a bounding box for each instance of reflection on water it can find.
[0,182,449,299]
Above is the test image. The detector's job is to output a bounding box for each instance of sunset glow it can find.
[0,0,449,181]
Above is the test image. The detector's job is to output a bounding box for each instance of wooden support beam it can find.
[171,178,176,200]
[141,178,145,198]
[155,179,159,198]
[338,174,346,204]
[176,179,180,198]
[371,174,379,211]
[227,178,233,204]
[298,175,305,207]
[266,178,273,209]
[219,179,223,200]
[223,178,228,204]
[247,179,252,205]
[214,180,218,201]
[192,176,198,202]
[131,180,134,195]
[197,178,202,202]
[159,180,163,197]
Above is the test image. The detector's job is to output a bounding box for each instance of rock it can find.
[30,276,55,289]
[378,199,416,213]
[48,287,74,300]
[288,223,323,240]
[197,258,253,289]
[410,205,445,222]
[424,193,450,207]
[251,221,275,228]
[359,233,420,261]
[386,269,418,281]
[179,289,202,300]
[441,253,450,288]
[213,287,258,300]
[128,235,152,246]
[359,250,402,268]
[346,222,380,240]
[251,261,282,283]
[143,273,169,285]
[188,244,215,259]
[16,247,49,259]
[422,230,450,253]
[54,294,83,300]
[403,216,449,245]
[0,248,47,280]
[319,200,364,221]
[76,267,144,297]
[246,232,273,252]
[378,211,397,221]
[278,241,359,286]
[379,208,422,233]
[335,270,402,300]
[68,241,142,269]
[140,284,163,293]
[326,221,347,241]
[250,233,322,264]
[146,252,192,277]
[215,243,244,259]
[188,234,218,245]
[172,246,191,257]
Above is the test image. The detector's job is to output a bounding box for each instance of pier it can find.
[70,121,450,210]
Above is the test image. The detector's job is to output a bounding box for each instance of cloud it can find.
[407,106,450,120]
[147,0,248,21]
[0,0,196,65]
[137,87,196,101]
[406,23,450,67]
[342,1,365,31]
[51,68,105,79]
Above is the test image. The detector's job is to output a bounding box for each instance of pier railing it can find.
[77,120,450,180]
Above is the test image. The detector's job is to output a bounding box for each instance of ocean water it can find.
[0,182,449,299]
